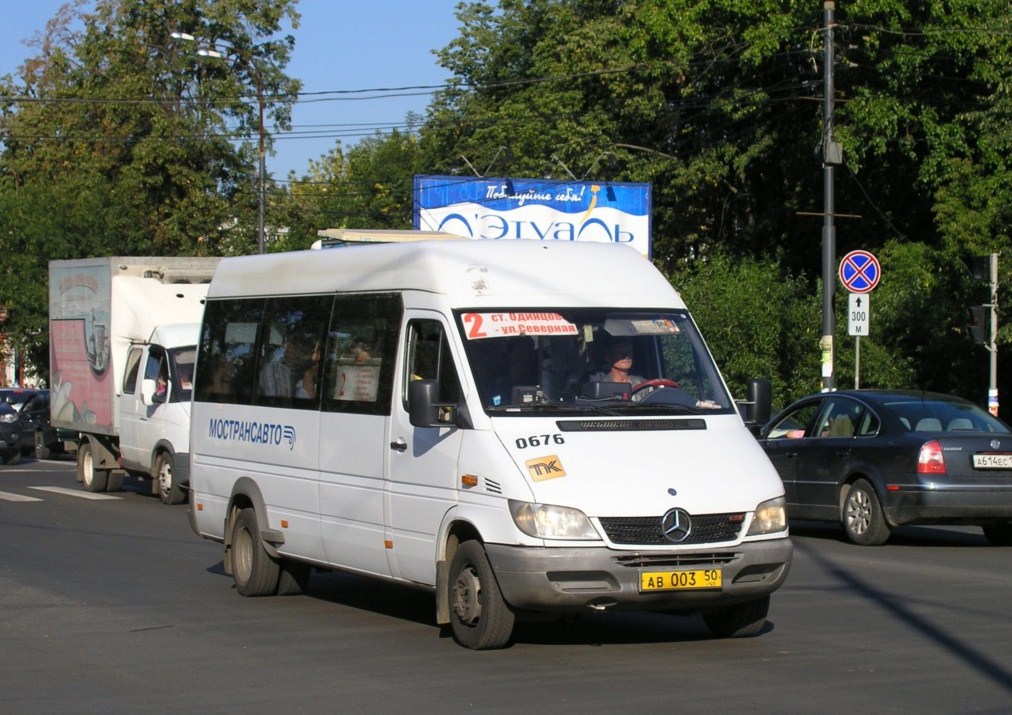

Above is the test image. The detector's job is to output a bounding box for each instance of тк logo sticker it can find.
[525,455,566,482]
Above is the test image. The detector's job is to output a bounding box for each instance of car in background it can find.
[18,390,77,460]
[759,389,1012,546]
[0,402,22,465]
[0,387,37,411]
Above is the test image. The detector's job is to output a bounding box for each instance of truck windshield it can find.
[455,309,734,416]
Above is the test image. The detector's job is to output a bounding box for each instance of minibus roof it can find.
[207,239,684,309]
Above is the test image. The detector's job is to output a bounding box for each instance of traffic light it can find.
[968,305,989,345]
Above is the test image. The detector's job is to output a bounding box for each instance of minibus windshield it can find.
[455,309,734,416]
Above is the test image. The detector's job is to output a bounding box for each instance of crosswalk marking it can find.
[28,486,122,500]
[0,490,44,502]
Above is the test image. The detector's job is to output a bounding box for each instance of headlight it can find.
[746,496,787,536]
[0,412,17,424]
[508,500,600,540]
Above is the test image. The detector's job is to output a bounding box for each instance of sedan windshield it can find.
[455,309,733,416]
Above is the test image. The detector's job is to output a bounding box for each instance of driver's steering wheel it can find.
[630,378,680,402]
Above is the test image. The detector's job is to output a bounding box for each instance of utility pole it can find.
[988,254,999,416]
[820,1,841,392]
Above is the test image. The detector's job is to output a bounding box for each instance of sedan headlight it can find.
[0,412,17,424]
[508,500,600,540]
[746,496,787,536]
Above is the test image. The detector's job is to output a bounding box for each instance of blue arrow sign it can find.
[839,250,881,293]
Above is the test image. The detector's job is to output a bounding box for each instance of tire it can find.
[703,594,770,638]
[231,507,280,597]
[277,559,311,596]
[843,479,891,545]
[448,540,515,650]
[2,449,19,465]
[77,442,108,492]
[982,523,1012,546]
[156,452,185,505]
[34,432,51,461]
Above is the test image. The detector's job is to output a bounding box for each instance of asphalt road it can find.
[1,457,1010,714]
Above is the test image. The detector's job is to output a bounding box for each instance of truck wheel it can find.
[843,479,890,545]
[34,432,51,460]
[78,442,108,492]
[156,452,185,505]
[231,507,280,597]
[448,540,515,650]
[703,594,770,638]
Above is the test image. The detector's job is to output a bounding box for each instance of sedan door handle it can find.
[390,439,407,453]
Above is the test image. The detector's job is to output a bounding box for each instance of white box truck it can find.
[188,239,790,648]
[49,257,219,503]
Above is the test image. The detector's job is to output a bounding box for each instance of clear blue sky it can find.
[0,0,462,179]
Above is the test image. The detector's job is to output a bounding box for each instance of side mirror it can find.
[408,379,457,428]
[739,378,771,432]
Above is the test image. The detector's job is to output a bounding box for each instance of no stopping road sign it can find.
[839,250,881,293]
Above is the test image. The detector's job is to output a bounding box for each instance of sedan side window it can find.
[766,402,822,440]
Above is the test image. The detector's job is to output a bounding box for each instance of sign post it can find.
[839,250,880,389]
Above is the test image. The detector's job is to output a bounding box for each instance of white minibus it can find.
[188,239,791,649]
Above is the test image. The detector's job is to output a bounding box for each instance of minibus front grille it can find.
[599,514,744,545]
[612,552,740,568]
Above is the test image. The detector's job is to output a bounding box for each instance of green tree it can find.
[0,0,300,384]
[418,0,1012,406]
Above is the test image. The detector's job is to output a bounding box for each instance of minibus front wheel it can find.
[231,507,280,597]
[448,540,515,650]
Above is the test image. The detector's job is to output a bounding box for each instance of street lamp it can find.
[171,32,267,253]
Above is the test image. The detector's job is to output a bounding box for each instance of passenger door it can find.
[761,399,825,510]
[317,293,401,575]
[793,396,871,516]
[117,345,150,470]
[385,311,464,585]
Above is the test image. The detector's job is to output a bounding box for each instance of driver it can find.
[591,339,645,387]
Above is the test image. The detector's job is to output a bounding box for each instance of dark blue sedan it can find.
[759,390,1012,545]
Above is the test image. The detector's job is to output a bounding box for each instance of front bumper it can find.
[485,537,792,613]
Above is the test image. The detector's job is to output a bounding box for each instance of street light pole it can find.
[171,32,266,253]
[255,72,265,254]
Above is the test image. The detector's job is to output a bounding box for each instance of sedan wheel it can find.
[843,479,891,546]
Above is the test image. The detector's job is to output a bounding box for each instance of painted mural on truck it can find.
[49,262,115,433]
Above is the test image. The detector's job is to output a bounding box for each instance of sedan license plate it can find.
[972,453,1012,469]
[640,569,722,592]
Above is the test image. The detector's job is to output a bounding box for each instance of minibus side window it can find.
[195,298,265,406]
[254,295,333,409]
[404,320,461,405]
[320,293,401,416]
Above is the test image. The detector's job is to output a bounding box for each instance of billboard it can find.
[413,175,652,257]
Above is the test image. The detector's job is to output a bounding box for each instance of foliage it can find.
[413,0,1012,408]
[2,0,1011,410]
[0,0,300,385]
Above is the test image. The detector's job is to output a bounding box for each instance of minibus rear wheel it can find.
[231,507,280,596]
[448,540,515,650]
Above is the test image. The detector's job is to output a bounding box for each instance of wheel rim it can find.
[452,563,482,626]
[82,448,94,487]
[234,526,253,583]
[845,489,872,535]
[158,459,172,498]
